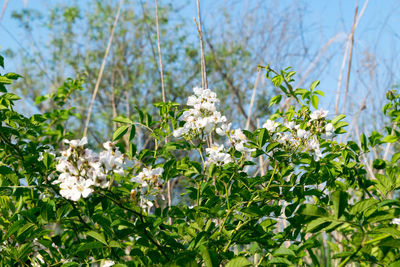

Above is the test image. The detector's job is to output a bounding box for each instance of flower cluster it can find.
[53,137,129,201]
[229,129,256,153]
[262,109,334,161]
[131,167,164,209]
[205,144,232,166]
[173,87,227,138]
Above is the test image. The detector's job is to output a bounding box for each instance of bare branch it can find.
[246,69,260,130]
[155,0,166,103]
[341,0,369,115]
[83,0,122,137]
[194,0,208,89]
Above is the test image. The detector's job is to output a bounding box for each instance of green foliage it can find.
[1,54,400,266]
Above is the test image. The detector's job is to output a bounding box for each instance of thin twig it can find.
[341,0,369,115]
[335,34,350,116]
[155,0,166,103]
[0,0,9,21]
[155,0,172,216]
[83,0,122,137]
[246,69,260,130]
[205,38,256,130]
[383,124,397,161]
[194,0,207,89]
[295,34,342,89]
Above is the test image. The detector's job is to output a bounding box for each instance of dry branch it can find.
[83,0,122,137]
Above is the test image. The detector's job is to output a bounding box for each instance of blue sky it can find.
[1,0,400,127]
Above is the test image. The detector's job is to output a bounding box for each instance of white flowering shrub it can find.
[1,55,400,266]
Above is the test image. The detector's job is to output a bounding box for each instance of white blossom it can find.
[231,129,255,153]
[325,123,334,137]
[297,129,309,139]
[263,120,280,133]
[101,260,115,267]
[205,144,232,166]
[284,121,295,129]
[174,87,227,139]
[131,167,165,209]
[63,136,88,147]
[53,138,129,201]
[216,122,232,136]
[310,108,329,121]
[392,218,400,225]
[306,137,323,161]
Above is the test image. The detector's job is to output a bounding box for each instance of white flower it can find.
[38,145,56,161]
[234,142,255,153]
[263,120,279,133]
[216,122,231,136]
[132,167,164,185]
[306,137,322,161]
[173,127,188,138]
[310,109,329,121]
[297,129,309,139]
[59,176,94,201]
[284,121,295,129]
[392,218,400,225]
[276,133,290,144]
[175,87,226,139]
[103,141,115,151]
[101,260,115,267]
[325,123,334,137]
[64,137,88,147]
[206,144,232,166]
[54,138,129,201]
[231,129,247,143]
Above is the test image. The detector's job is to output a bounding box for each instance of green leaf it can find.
[272,247,296,257]
[113,125,130,141]
[314,90,324,96]
[200,246,218,267]
[374,227,400,238]
[76,241,104,252]
[266,142,280,153]
[226,257,251,267]
[350,198,378,215]
[86,231,107,245]
[5,73,23,80]
[61,262,79,267]
[331,114,346,125]
[373,159,386,170]
[17,222,35,238]
[113,115,132,124]
[311,95,319,109]
[5,220,24,239]
[129,125,136,140]
[269,95,282,107]
[295,88,308,95]
[360,133,368,152]
[0,76,12,84]
[332,191,347,219]
[306,218,331,233]
[0,55,4,68]
[3,93,21,100]
[381,135,398,143]
[109,240,121,248]
[392,152,400,163]
[310,80,320,91]
[298,204,328,217]
[258,128,268,147]
[268,257,293,265]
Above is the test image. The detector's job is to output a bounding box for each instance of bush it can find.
[1,55,400,266]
